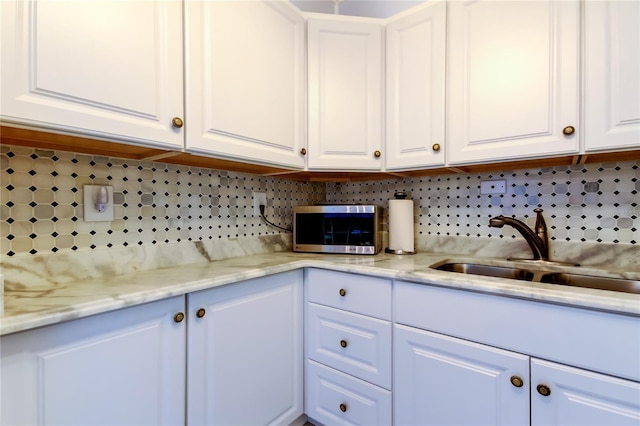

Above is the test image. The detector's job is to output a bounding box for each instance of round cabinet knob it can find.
[300,148,307,156]
[374,150,381,158]
[172,117,184,129]
[510,376,524,388]
[340,339,348,348]
[562,126,575,136]
[339,288,347,297]
[173,312,185,323]
[432,143,441,152]
[196,308,206,318]
[537,384,551,397]
[339,403,348,413]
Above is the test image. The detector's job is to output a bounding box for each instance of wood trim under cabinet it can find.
[2,126,638,182]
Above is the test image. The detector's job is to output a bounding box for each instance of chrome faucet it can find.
[489,208,549,261]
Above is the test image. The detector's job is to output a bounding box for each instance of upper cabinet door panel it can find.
[0,0,184,148]
[584,1,640,152]
[307,16,383,170]
[447,0,579,165]
[185,1,305,169]
[386,1,446,170]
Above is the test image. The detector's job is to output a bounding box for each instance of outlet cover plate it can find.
[83,185,114,221]
[480,179,507,194]
[253,191,267,216]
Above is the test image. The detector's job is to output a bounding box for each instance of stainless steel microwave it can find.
[293,205,383,254]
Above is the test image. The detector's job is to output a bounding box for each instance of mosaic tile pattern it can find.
[327,161,639,245]
[2,143,638,257]
[0,145,326,256]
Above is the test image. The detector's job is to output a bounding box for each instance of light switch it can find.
[83,185,114,222]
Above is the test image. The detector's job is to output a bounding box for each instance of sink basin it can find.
[431,261,640,294]
[434,263,535,281]
[540,273,640,294]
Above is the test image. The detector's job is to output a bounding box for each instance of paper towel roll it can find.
[388,199,414,252]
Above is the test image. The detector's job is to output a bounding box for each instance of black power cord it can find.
[259,204,293,232]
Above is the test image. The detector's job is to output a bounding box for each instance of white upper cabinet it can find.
[307,15,384,170]
[0,0,184,149]
[584,1,640,153]
[447,0,580,165]
[385,1,446,170]
[185,1,306,169]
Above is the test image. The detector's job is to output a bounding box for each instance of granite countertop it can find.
[2,250,639,336]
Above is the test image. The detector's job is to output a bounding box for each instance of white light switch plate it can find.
[83,185,114,222]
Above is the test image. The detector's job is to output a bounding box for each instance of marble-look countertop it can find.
[2,250,639,336]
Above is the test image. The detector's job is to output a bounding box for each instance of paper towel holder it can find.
[385,191,417,255]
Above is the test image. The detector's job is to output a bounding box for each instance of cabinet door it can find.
[307,16,383,170]
[584,1,640,152]
[447,0,579,165]
[386,1,446,170]
[0,0,184,149]
[187,271,304,426]
[0,297,186,426]
[394,324,529,426]
[185,1,306,169]
[531,358,640,426]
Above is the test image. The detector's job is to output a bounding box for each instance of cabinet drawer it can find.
[306,360,391,426]
[395,281,640,382]
[307,303,392,389]
[306,269,391,320]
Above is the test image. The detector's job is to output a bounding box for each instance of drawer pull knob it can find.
[510,376,524,388]
[173,312,185,323]
[300,148,307,156]
[339,288,347,297]
[537,384,551,397]
[432,143,441,152]
[340,339,348,348]
[339,403,348,412]
[196,308,206,318]
[172,117,184,128]
[374,150,381,158]
[562,125,575,136]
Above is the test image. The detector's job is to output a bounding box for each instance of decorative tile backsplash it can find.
[1,143,638,257]
[0,145,325,256]
[327,161,639,245]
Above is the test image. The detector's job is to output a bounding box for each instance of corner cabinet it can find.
[447,0,580,165]
[307,16,384,171]
[186,271,304,426]
[385,1,446,171]
[0,0,184,149]
[583,0,640,152]
[0,296,186,425]
[184,1,306,169]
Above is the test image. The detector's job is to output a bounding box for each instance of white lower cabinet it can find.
[305,269,392,425]
[394,280,640,426]
[187,270,304,426]
[394,324,529,426]
[531,358,640,426]
[307,360,392,426]
[0,296,186,426]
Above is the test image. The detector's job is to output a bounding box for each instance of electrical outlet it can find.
[83,185,114,221]
[253,191,267,216]
[480,179,507,195]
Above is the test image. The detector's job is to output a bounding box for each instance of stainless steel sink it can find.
[431,261,640,294]
[434,263,535,281]
[540,273,640,294]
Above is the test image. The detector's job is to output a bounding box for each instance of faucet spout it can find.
[488,208,549,261]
